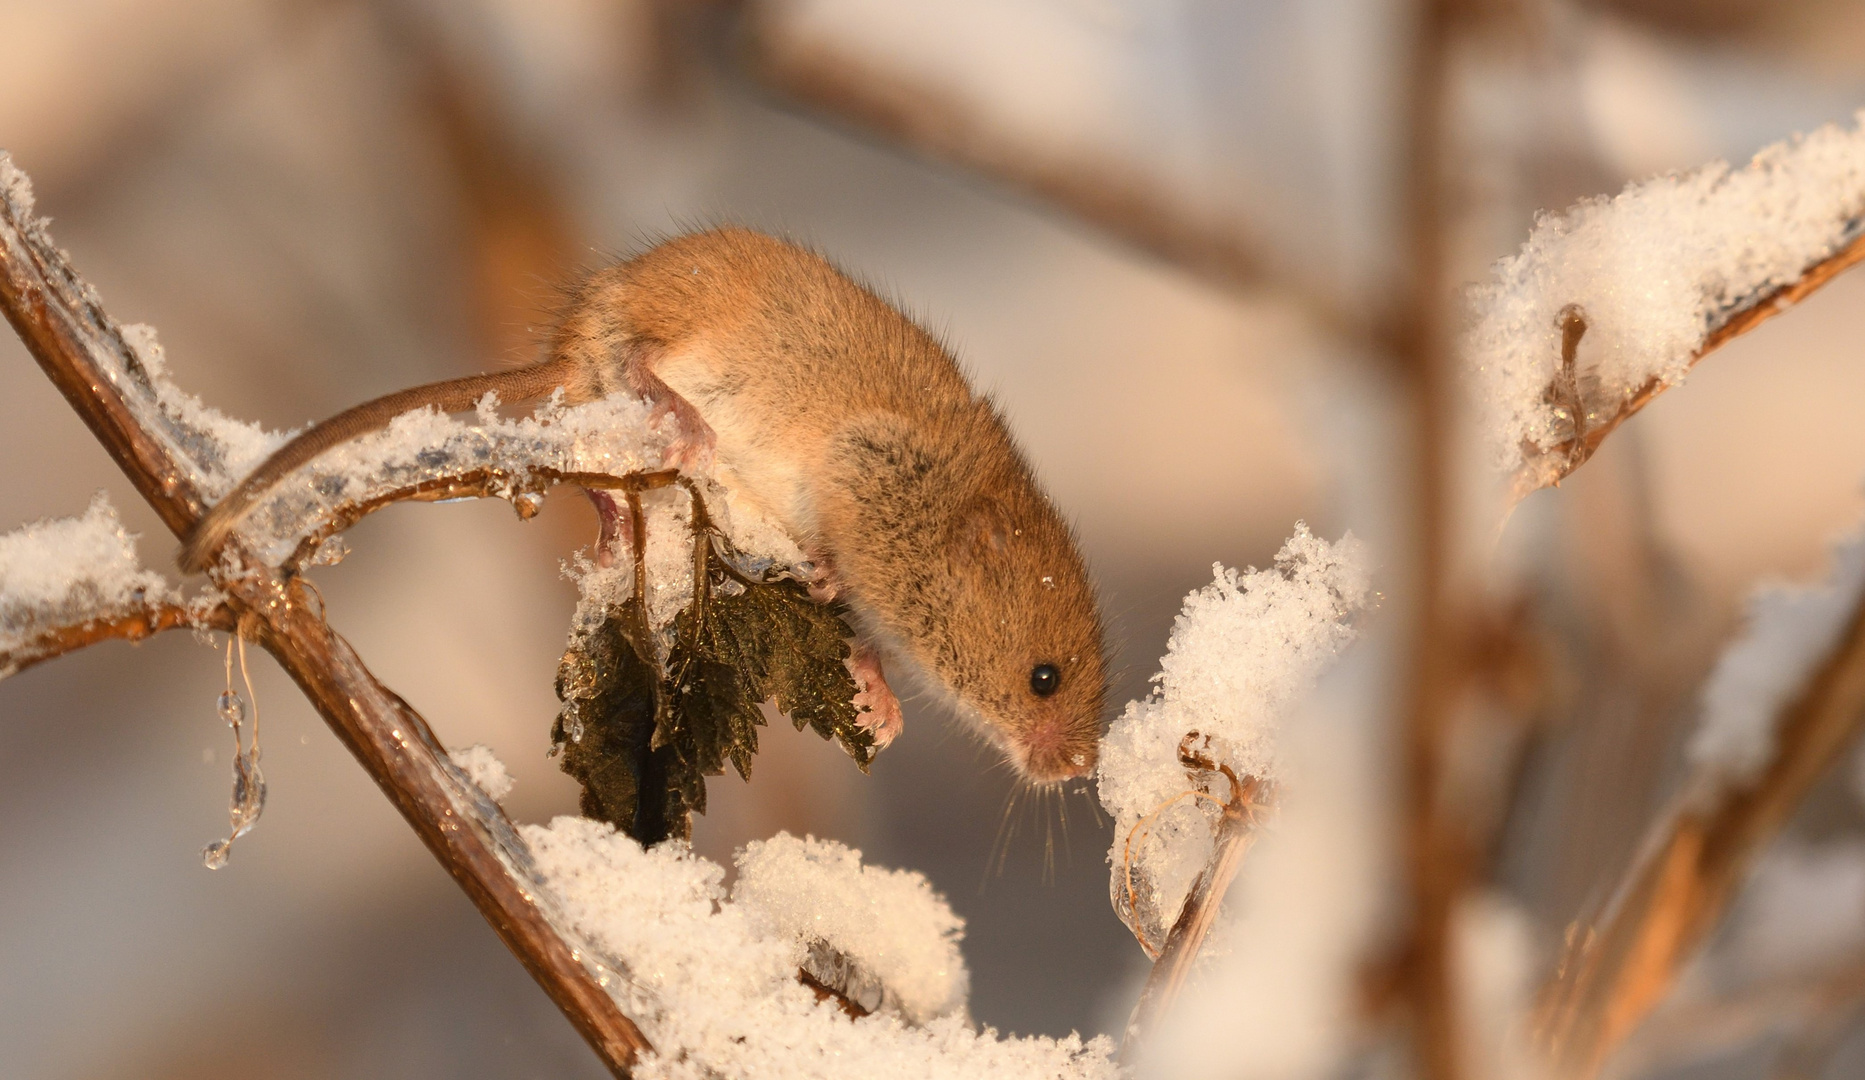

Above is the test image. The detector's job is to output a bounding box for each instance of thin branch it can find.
[278,467,680,571]
[1537,589,1865,1079]
[0,161,651,1076]
[1512,230,1865,503]
[1119,749,1266,1064]
[0,600,235,679]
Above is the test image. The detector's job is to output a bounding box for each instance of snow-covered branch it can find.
[0,493,230,678]
[1538,522,1865,1078]
[1469,114,1865,502]
[0,152,654,1074]
[1096,526,1369,1058]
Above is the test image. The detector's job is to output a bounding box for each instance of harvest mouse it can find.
[182,228,1106,783]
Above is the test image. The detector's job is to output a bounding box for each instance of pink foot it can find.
[848,646,903,748]
[585,489,633,569]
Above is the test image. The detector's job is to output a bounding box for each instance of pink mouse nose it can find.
[1019,719,1097,782]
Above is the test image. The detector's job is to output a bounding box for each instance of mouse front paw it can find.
[848,646,903,748]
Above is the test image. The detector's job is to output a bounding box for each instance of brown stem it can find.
[0,601,236,679]
[0,159,652,1076]
[799,969,871,1020]
[1119,753,1266,1064]
[1537,590,1865,1079]
[1394,2,1465,1078]
[1513,230,1865,503]
[280,467,680,571]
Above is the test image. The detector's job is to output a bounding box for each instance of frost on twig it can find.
[1687,528,1865,796]
[524,815,1115,1080]
[1097,523,1369,956]
[2,157,286,510]
[225,392,669,571]
[0,493,216,678]
[1467,112,1865,497]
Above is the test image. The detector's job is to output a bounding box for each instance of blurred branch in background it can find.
[1537,590,1865,1078]
[734,0,1372,347]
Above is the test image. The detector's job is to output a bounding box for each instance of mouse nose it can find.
[1019,718,1097,782]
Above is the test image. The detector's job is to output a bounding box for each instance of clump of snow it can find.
[449,744,515,802]
[1098,524,1369,954]
[1468,112,1865,470]
[1729,840,1865,979]
[1687,526,1865,790]
[733,833,968,1024]
[1,154,34,219]
[1,493,179,667]
[524,817,1115,1080]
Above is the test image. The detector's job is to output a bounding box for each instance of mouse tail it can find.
[179,357,581,572]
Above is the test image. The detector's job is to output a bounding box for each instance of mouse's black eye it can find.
[1030,663,1060,697]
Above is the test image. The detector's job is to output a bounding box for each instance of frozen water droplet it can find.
[202,840,230,870]
[310,534,349,566]
[228,751,267,839]
[218,690,246,727]
[513,491,545,520]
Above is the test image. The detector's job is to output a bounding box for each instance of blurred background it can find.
[1,1,1864,1078]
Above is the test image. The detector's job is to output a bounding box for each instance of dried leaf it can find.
[552,510,876,844]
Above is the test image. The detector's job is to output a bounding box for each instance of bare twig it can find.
[1512,231,1865,503]
[1537,591,1865,1079]
[1119,745,1266,1063]
[0,600,235,679]
[0,161,651,1076]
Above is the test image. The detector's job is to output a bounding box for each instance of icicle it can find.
[202,632,267,869]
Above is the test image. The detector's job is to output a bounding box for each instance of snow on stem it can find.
[0,492,230,678]
[1538,524,1865,1079]
[1097,524,1368,959]
[1467,113,1865,502]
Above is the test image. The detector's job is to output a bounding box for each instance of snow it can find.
[1687,525,1865,790]
[734,833,967,1024]
[1097,524,1369,952]
[523,817,1116,1080]
[0,493,178,666]
[1730,840,1865,979]
[1133,649,1392,1080]
[1467,112,1865,472]
[449,744,515,802]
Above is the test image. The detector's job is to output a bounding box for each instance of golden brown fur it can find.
[183,228,1106,781]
